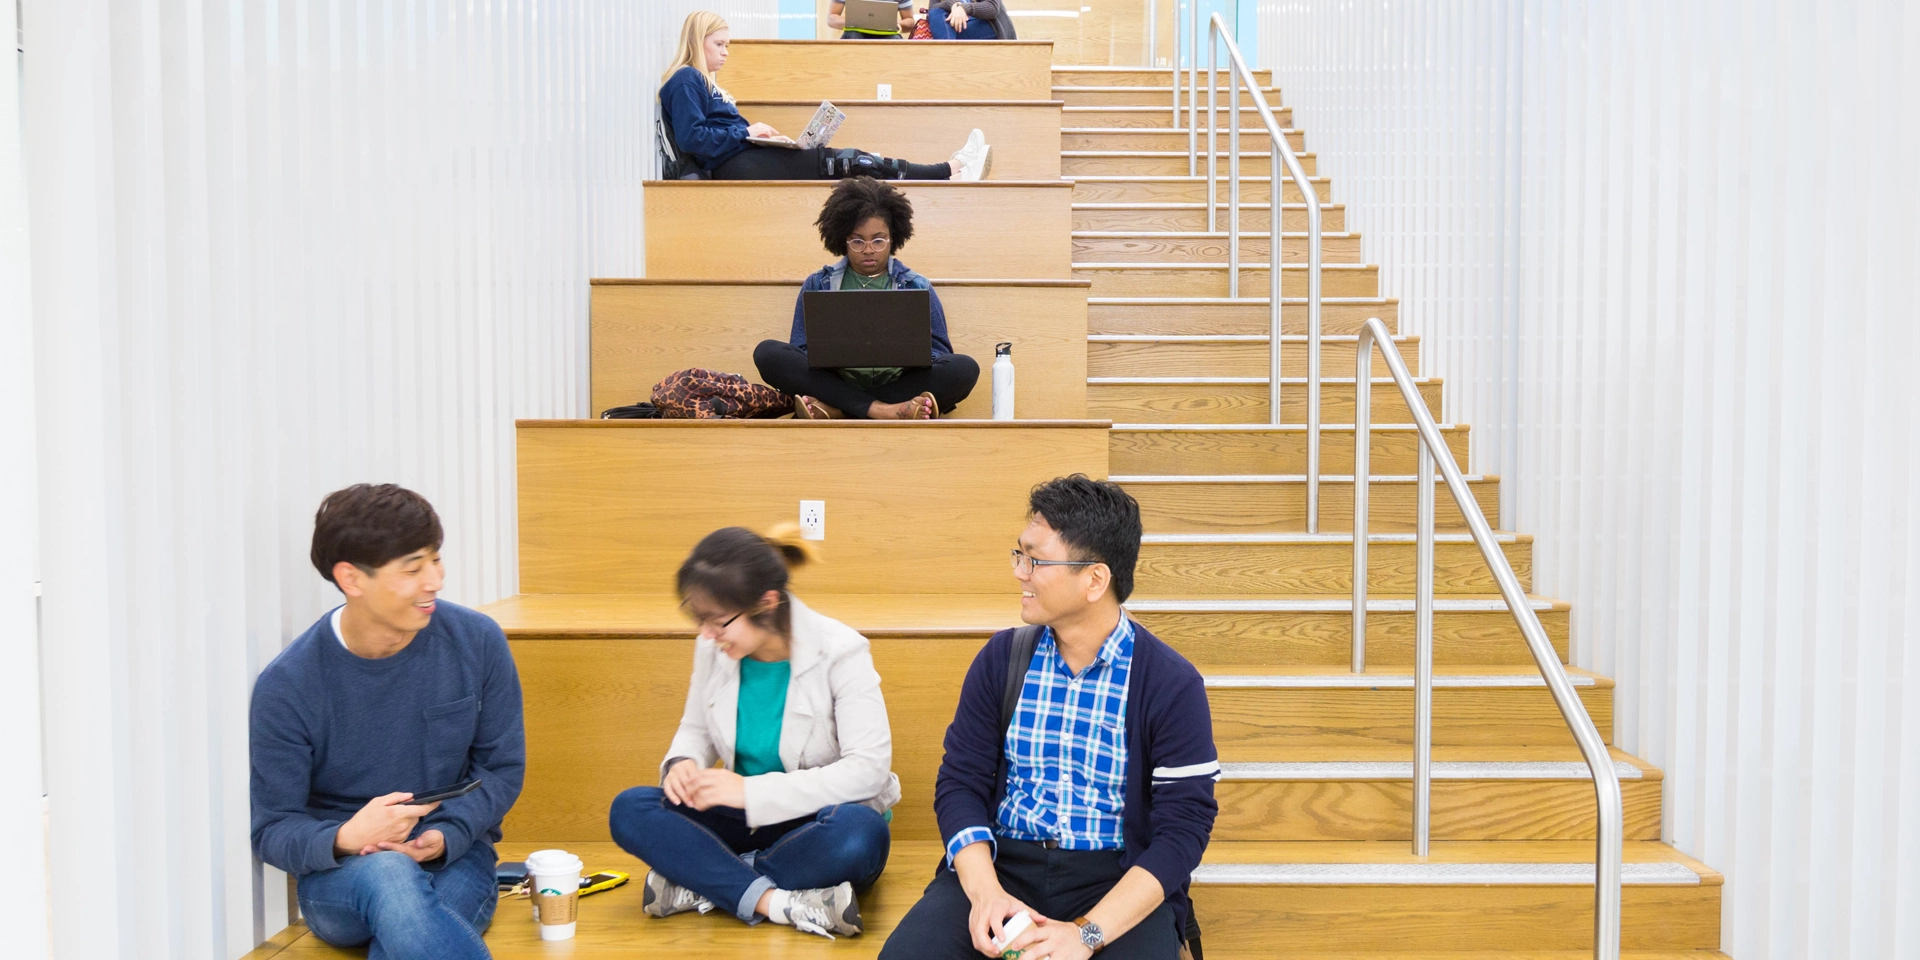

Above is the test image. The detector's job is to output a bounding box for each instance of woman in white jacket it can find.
[609,525,898,940]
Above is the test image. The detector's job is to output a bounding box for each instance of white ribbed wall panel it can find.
[1260,1,1920,957]
[18,2,772,957]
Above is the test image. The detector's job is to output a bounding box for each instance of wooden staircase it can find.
[1056,64,1730,959]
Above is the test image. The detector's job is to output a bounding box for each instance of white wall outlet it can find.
[876,83,893,100]
[799,500,826,541]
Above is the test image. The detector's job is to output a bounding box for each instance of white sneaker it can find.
[641,870,713,918]
[949,128,992,181]
[783,881,863,939]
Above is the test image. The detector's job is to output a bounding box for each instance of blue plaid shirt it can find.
[945,617,1135,864]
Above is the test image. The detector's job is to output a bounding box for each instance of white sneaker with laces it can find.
[949,128,992,181]
[783,881,863,939]
[641,870,713,919]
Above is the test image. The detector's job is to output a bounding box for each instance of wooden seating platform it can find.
[645,180,1074,280]
[247,838,1725,958]
[721,40,1057,101]
[736,100,1064,180]
[589,279,1089,420]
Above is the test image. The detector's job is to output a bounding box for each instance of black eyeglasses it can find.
[683,606,746,632]
[1010,549,1099,577]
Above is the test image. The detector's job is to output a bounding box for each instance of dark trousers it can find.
[714,146,950,181]
[877,838,1183,960]
[754,340,980,418]
[608,786,892,922]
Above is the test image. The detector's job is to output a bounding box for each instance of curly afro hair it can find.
[815,176,915,257]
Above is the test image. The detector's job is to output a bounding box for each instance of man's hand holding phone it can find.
[333,792,441,857]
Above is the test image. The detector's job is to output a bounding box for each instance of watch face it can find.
[1079,921,1103,949]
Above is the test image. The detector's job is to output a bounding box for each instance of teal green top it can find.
[837,268,904,389]
[734,657,791,777]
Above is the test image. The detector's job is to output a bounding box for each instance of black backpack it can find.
[655,97,710,181]
[997,626,1204,960]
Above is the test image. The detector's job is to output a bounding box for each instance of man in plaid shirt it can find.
[880,476,1220,960]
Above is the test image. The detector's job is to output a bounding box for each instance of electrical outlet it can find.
[799,500,826,541]
[876,83,892,100]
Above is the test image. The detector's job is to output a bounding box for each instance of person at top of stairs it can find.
[754,176,982,420]
[828,0,916,38]
[928,0,1017,40]
[609,525,898,941]
[660,12,992,180]
[880,476,1220,960]
[250,484,526,960]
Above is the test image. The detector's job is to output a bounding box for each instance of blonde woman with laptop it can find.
[660,11,991,180]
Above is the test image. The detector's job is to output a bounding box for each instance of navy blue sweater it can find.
[659,66,749,171]
[790,259,956,358]
[933,620,1219,935]
[249,602,526,877]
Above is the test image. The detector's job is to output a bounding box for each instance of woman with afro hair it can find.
[753,177,981,420]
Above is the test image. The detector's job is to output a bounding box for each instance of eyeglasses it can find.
[846,236,892,252]
[1010,549,1099,577]
[684,607,746,633]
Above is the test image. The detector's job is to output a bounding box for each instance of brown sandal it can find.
[793,396,845,420]
[914,392,940,420]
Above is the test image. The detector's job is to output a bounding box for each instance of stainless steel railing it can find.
[1353,317,1624,960]
[1176,10,1322,529]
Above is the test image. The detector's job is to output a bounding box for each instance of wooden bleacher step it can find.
[1071,177,1332,204]
[1135,531,1532,595]
[1064,103,1288,126]
[1205,666,1610,751]
[1087,375,1442,424]
[1076,202,1349,233]
[1065,127,1306,153]
[1118,473,1499,532]
[1065,150,1312,177]
[1088,297,1397,335]
[1125,595,1571,668]
[725,39,1057,101]
[1074,232,1364,262]
[1108,423,1469,475]
[1074,262,1379,298]
[1089,333,1418,377]
[1050,67,1277,88]
[1054,85,1280,108]
[1212,748,1662,841]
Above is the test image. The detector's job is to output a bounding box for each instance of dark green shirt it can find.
[734,657,791,777]
[838,268,904,388]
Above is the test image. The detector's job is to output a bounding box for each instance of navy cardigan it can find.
[932,620,1219,936]
[659,66,749,171]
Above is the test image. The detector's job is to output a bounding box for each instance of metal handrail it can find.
[1177,12,1322,529]
[1352,317,1624,960]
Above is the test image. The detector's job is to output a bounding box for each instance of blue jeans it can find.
[297,846,497,960]
[609,786,891,922]
[928,14,999,39]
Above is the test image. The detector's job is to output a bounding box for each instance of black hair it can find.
[310,484,445,587]
[676,525,817,637]
[1026,475,1143,604]
[815,176,914,257]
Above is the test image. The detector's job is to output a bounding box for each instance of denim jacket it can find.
[788,258,955,358]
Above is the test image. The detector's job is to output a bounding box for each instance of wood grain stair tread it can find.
[1200,840,1720,884]
[1127,593,1565,611]
[1215,744,1654,770]
[1074,229,1352,238]
[1143,530,1519,544]
[1199,664,1608,689]
[1091,375,1432,384]
[1116,472,1490,482]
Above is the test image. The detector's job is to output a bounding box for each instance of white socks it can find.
[764,889,795,925]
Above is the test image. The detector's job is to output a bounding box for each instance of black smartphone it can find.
[410,778,482,804]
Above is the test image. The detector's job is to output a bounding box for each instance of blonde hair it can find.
[663,11,734,103]
[758,522,820,569]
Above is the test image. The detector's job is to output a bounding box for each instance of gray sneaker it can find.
[784,881,863,939]
[641,870,713,919]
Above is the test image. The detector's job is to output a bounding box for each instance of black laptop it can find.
[801,290,934,369]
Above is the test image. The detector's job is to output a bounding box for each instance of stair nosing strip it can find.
[1144,531,1516,543]
[1091,376,1433,385]
[1200,673,1594,689]
[1219,760,1642,781]
[1110,423,1459,431]
[1112,473,1487,483]
[1189,862,1698,886]
[1125,598,1554,613]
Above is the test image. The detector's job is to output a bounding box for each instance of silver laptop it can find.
[843,0,902,34]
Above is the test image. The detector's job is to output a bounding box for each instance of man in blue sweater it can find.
[879,476,1219,960]
[250,484,526,960]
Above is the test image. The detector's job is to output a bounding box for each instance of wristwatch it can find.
[1073,916,1105,953]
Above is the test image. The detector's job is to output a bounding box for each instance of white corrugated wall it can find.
[1259,1,1920,956]
[17,1,774,957]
